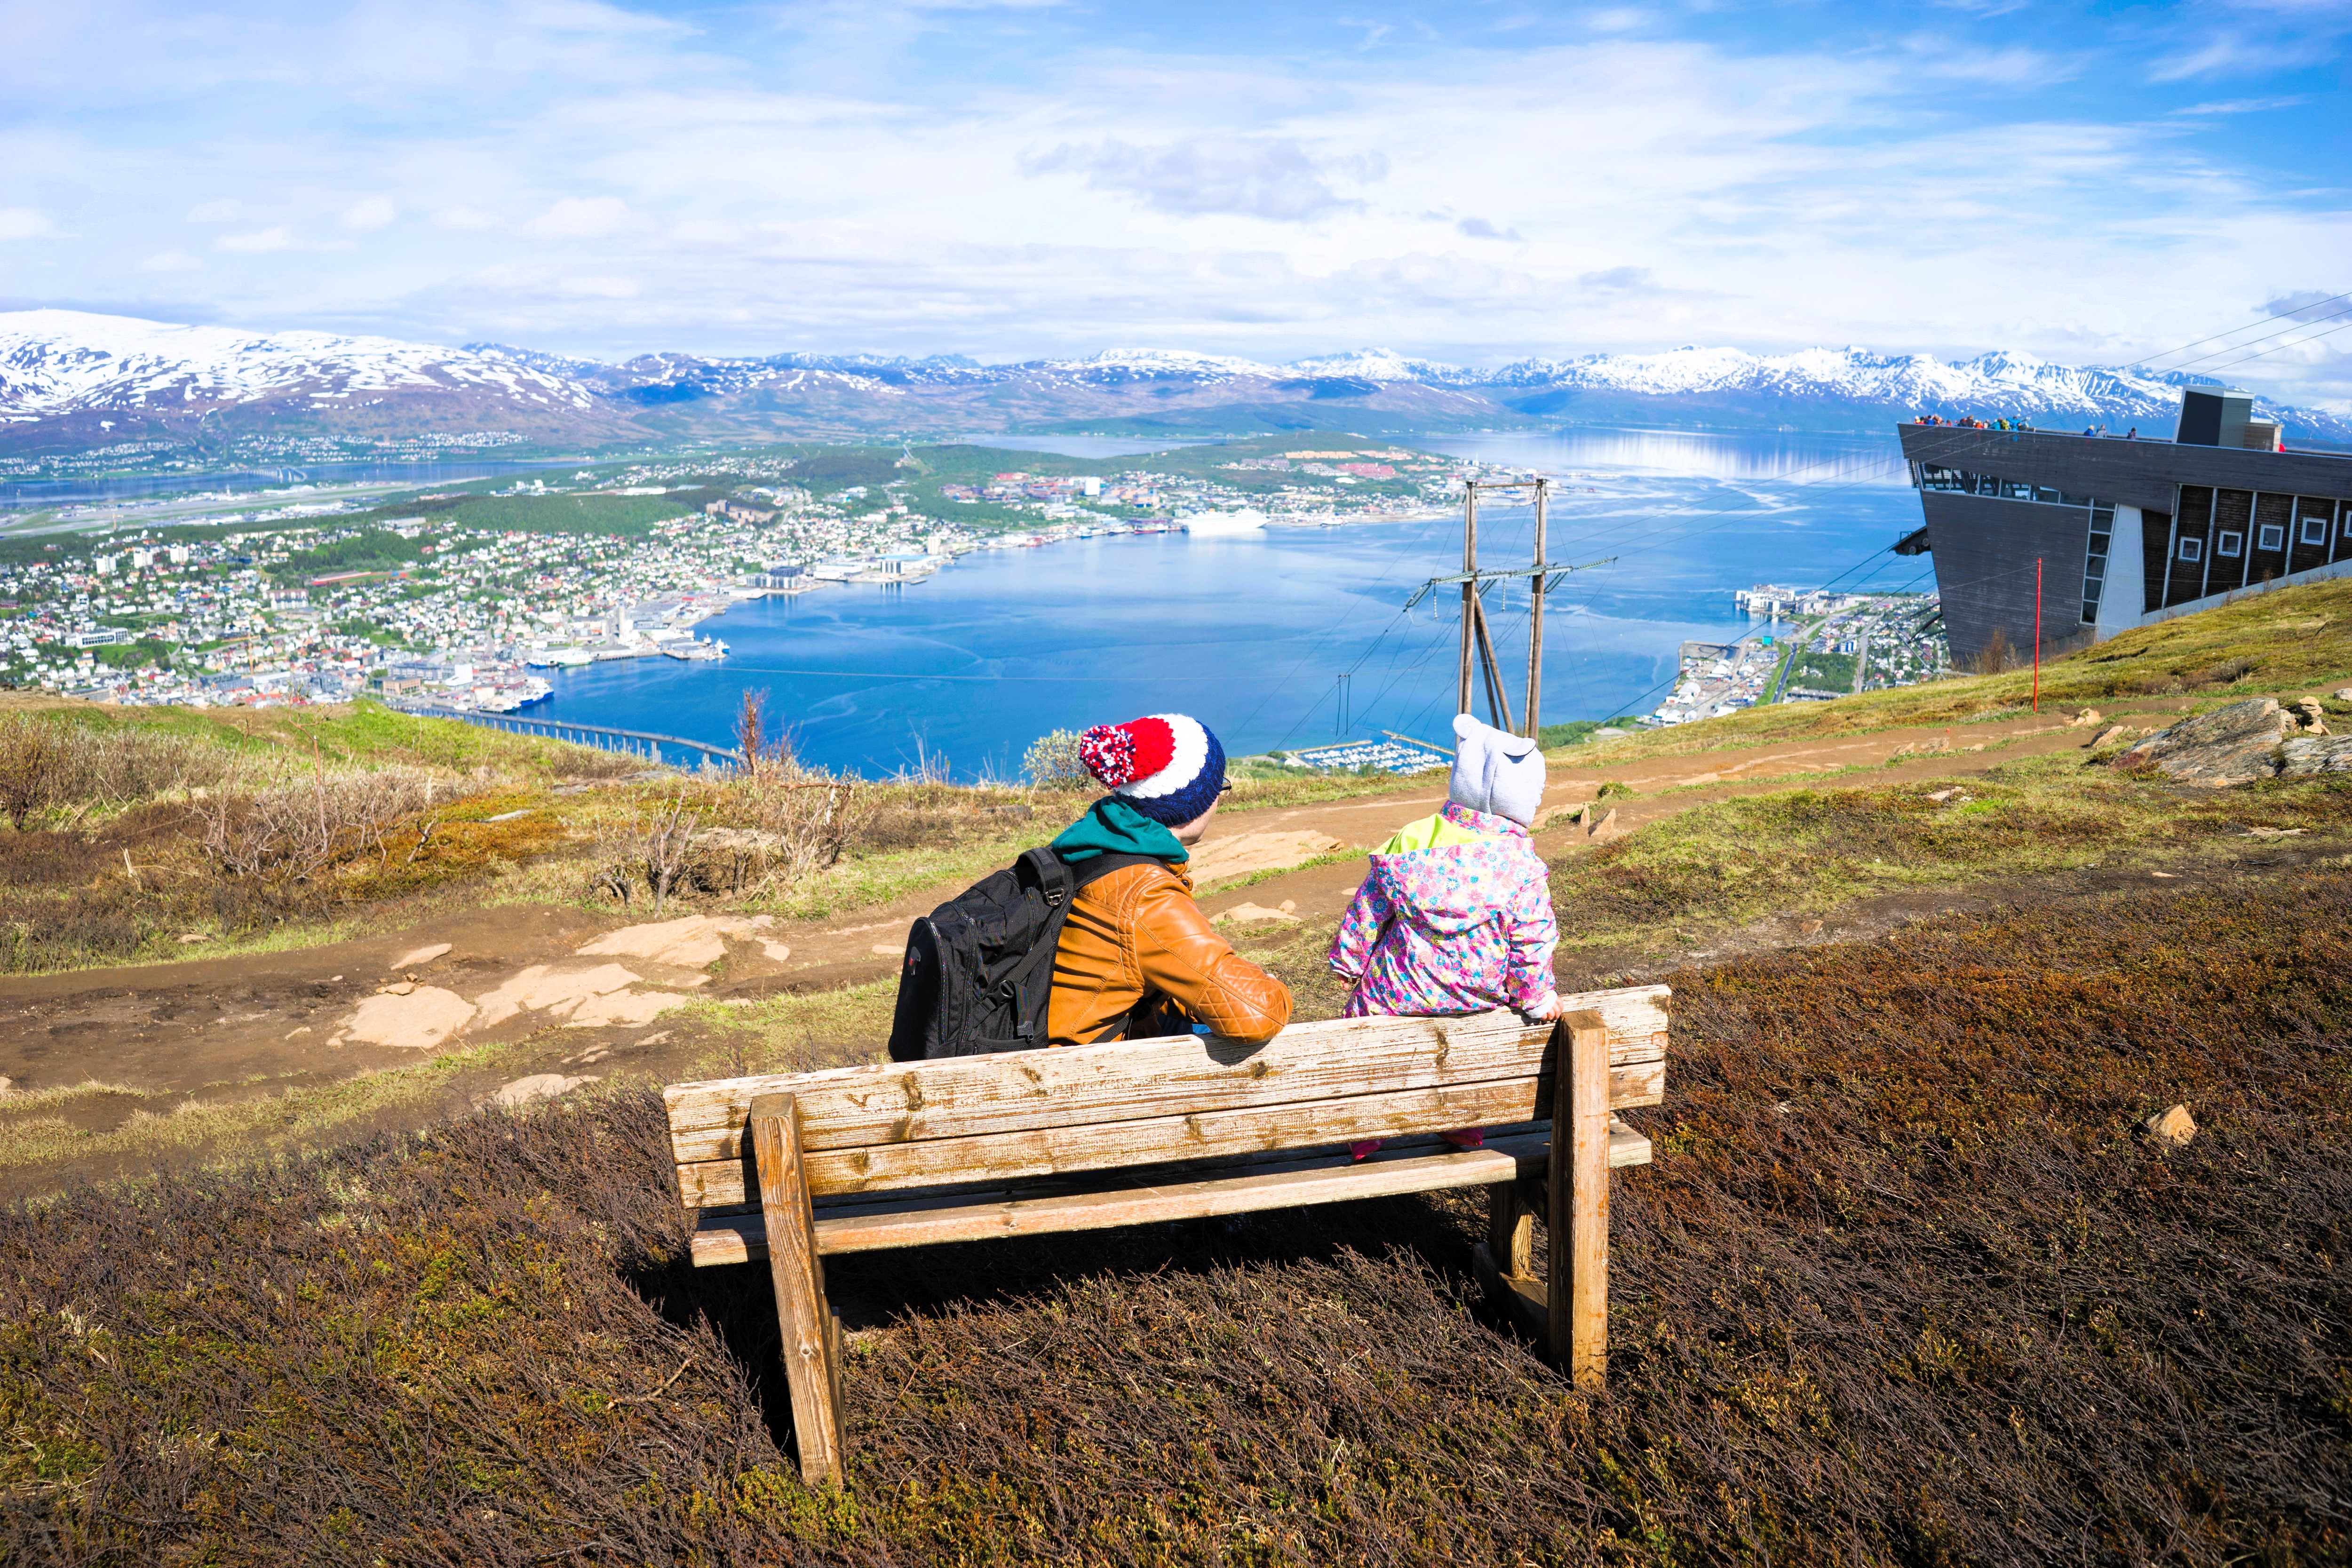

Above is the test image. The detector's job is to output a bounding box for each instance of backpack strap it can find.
[990,851,1174,1007]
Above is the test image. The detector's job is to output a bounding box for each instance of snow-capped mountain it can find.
[0,310,596,421]
[4,310,2344,452]
[1487,344,2191,422]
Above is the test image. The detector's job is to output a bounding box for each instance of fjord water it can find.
[532,426,1922,778]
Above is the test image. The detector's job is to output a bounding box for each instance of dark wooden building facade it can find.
[1895,422,2352,669]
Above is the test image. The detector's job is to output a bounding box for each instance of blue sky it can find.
[3,0,2348,402]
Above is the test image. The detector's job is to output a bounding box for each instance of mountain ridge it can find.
[5,309,2347,454]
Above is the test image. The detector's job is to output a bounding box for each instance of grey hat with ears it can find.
[1448,713,1545,828]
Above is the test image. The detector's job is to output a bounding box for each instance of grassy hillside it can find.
[4,869,2344,1563]
[5,588,2351,1563]
[1555,575,2352,769]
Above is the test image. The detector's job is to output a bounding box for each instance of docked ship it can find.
[1184,507,1268,536]
[1896,387,2351,669]
[663,636,729,662]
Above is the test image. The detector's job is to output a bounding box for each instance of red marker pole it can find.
[2033,557,2042,712]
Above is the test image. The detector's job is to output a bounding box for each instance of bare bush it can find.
[635,792,702,915]
[198,765,440,886]
[1971,625,2015,676]
[0,714,62,830]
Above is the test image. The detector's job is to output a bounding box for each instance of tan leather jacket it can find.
[1048,860,1292,1046]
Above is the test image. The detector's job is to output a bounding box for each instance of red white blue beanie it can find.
[1078,713,1226,826]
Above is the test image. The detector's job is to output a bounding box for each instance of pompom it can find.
[1078,724,1137,787]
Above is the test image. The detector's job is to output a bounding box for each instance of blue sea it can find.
[527,426,1923,779]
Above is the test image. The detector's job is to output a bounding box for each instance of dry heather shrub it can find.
[197,764,440,884]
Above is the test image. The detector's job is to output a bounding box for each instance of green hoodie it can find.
[1051,796,1190,863]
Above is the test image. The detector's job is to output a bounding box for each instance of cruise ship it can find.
[1184,507,1268,536]
[1895,387,2352,669]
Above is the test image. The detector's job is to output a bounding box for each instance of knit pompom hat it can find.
[1078,713,1227,827]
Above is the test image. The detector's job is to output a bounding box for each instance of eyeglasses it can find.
[1217,780,1234,794]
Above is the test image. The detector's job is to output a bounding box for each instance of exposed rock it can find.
[2088,724,2128,749]
[577,914,791,967]
[389,941,453,970]
[1216,902,1301,926]
[0,1075,14,1097]
[2335,688,2352,703]
[334,987,476,1051]
[1186,829,1348,884]
[1925,787,1968,804]
[2071,708,2103,726]
[177,932,207,943]
[2141,1104,2196,1146]
[2113,698,2290,786]
[2280,735,2352,776]
[472,962,649,1030]
[380,981,415,996]
[491,1073,597,1110]
[563,990,686,1028]
[1589,807,1621,840]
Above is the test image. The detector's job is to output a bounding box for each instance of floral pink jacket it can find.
[1328,803,1560,1018]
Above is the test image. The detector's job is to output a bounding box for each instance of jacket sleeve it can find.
[1327,872,1389,983]
[1131,875,1293,1043]
[1505,862,1560,1011]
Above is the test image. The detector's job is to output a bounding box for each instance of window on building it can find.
[2217,531,2243,558]
[2300,517,2329,546]
[2257,523,2286,552]
[2178,537,2204,563]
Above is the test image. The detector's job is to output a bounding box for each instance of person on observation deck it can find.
[1046,713,1291,1047]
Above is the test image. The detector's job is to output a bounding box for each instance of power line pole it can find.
[1416,477,1605,739]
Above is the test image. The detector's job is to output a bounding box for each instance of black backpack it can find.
[886,847,1160,1060]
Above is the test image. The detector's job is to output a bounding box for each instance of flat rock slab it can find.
[577,914,791,968]
[334,986,476,1051]
[492,1072,598,1110]
[1186,829,1349,884]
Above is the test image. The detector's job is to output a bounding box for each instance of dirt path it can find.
[0,700,2176,1174]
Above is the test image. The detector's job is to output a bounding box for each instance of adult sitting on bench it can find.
[1046,712,1291,1046]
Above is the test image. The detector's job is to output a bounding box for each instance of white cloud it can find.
[185,200,242,223]
[431,206,505,231]
[558,274,640,297]
[342,195,398,231]
[1025,138,1387,222]
[139,250,203,271]
[518,196,646,239]
[0,207,54,240]
[216,226,299,253]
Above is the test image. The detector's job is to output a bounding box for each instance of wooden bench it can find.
[661,984,1669,1484]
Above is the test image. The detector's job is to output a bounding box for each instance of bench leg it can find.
[1473,1176,1548,1339]
[749,1092,847,1485]
[1548,1011,1611,1388]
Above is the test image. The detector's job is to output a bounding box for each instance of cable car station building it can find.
[1895,388,2352,669]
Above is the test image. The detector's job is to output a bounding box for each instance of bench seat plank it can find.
[688,1123,1654,1266]
[677,1058,1666,1209]
[663,988,1669,1165]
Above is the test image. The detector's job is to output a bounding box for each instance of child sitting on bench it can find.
[1328,713,1563,1159]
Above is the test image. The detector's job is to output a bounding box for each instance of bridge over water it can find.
[392,704,744,769]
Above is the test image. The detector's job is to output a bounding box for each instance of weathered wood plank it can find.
[749,1094,845,1485]
[689,1124,1654,1266]
[679,1059,1663,1208]
[663,987,1669,1165]
[1486,1180,1534,1280]
[1546,1012,1612,1386]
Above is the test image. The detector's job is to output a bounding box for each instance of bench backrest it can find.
[665,983,1668,1214]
